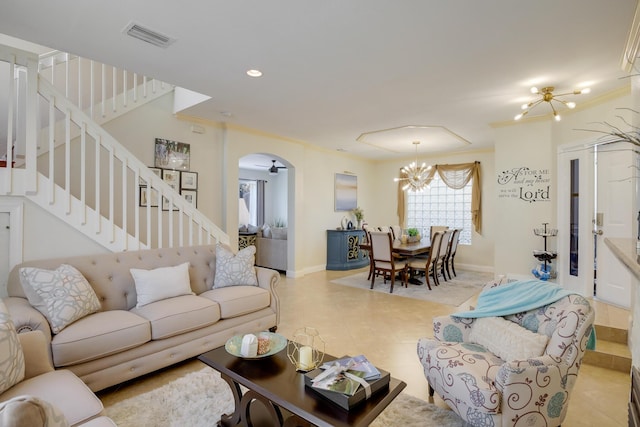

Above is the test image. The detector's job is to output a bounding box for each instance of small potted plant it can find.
[351,207,364,229]
[406,227,421,243]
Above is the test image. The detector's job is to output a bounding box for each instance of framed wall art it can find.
[181,171,198,190]
[154,138,190,171]
[181,190,197,208]
[162,169,180,191]
[334,173,357,211]
[139,167,162,186]
[139,187,159,207]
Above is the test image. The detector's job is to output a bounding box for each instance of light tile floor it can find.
[98,268,631,426]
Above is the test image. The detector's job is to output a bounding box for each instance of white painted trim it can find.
[0,197,24,269]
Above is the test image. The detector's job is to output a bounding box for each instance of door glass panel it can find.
[570,159,579,276]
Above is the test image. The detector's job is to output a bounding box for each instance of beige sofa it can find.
[256,228,287,271]
[3,244,280,392]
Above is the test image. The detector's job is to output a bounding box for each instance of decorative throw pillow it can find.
[469,316,549,361]
[0,395,69,427]
[213,244,258,288]
[0,299,25,394]
[19,264,101,334]
[130,262,193,308]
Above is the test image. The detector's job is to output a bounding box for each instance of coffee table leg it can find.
[219,373,243,426]
[240,389,284,425]
[219,373,286,426]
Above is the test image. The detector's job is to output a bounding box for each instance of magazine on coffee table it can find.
[319,354,381,381]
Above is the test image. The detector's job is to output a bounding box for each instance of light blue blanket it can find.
[452,279,596,350]
[452,279,576,318]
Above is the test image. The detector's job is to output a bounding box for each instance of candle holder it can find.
[287,327,325,372]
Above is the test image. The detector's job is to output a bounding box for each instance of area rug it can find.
[103,367,467,427]
[329,270,494,306]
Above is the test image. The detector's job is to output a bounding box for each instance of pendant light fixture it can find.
[394,141,432,192]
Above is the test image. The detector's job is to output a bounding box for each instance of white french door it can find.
[557,141,636,308]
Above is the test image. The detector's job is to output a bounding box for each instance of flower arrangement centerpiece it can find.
[351,207,364,229]
[406,227,421,243]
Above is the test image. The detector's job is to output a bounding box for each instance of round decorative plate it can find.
[225,332,287,359]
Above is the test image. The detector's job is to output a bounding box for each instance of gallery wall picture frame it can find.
[335,173,357,211]
[162,169,180,191]
[181,189,197,208]
[162,195,179,212]
[154,138,190,171]
[181,171,198,190]
[139,167,162,186]
[139,187,159,207]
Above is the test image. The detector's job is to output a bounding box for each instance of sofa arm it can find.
[3,297,52,341]
[495,356,571,425]
[433,315,476,342]
[255,266,281,325]
[18,331,54,380]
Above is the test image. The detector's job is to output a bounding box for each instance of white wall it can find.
[493,90,632,279]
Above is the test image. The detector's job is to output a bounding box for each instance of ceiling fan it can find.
[258,160,287,175]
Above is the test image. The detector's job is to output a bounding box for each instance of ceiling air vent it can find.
[123,22,176,48]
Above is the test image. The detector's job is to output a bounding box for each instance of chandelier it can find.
[394,141,432,192]
[514,86,590,122]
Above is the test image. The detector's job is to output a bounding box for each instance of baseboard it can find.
[456,263,494,274]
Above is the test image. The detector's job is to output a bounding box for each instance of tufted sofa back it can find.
[7,245,218,311]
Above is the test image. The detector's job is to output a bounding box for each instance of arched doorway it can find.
[238,153,291,274]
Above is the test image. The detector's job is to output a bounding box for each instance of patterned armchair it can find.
[417,283,595,427]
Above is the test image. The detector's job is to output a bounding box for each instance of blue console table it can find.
[326,229,369,270]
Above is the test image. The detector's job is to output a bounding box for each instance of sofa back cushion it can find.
[19,264,102,333]
[8,245,217,311]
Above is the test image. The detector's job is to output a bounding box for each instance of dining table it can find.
[360,238,431,257]
[360,238,431,285]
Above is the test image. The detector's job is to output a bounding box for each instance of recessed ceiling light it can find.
[246,69,263,77]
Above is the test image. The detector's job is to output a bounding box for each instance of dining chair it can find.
[429,225,449,240]
[406,231,443,290]
[368,231,408,293]
[390,225,402,241]
[434,229,452,285]
[444,228,462,279]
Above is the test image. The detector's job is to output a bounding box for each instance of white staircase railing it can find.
[0,43,229,252]
[37,50,173,126]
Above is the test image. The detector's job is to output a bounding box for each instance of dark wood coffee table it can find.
[198,342,406,427]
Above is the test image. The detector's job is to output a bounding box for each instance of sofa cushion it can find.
[19,264,101,333]
[0,300,25,394]
[201,286,270,319]
[131,295,220,340]
[0,370,104,426]
[0,395,69,427]
[470,316,549,361]
[130,262,194,307]
[213,244,258,288]
[51,311,150,367]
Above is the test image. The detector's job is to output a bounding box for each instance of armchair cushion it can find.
[0,300,24,394]
[0,395,69,427]
[469,316,548,361]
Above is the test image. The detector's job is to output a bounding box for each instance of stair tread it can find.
[589,339,631,358]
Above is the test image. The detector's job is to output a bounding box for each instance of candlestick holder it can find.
[287,327,325,372]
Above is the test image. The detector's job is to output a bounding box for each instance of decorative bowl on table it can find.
[225,332,287,359]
